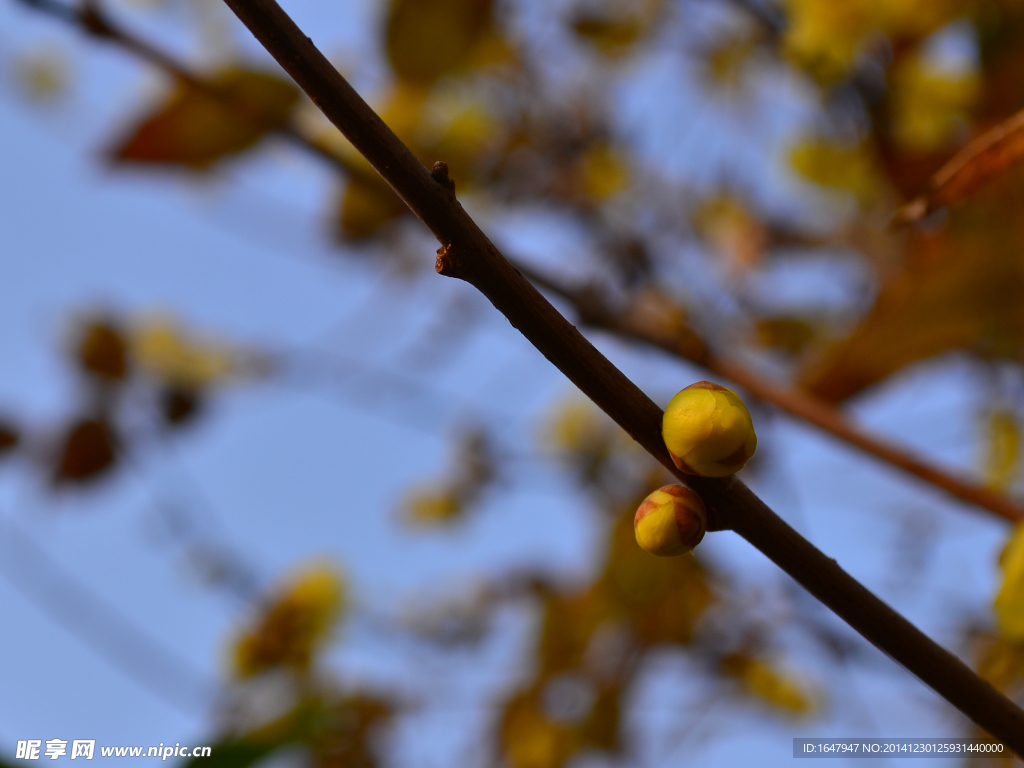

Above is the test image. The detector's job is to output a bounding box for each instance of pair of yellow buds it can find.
[634,381,756,557]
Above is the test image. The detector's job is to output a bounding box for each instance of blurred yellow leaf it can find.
[782,0,958,83]
[546,401,608,455]
[544,399,624,484]
[538,591,614,677]
[571,16,644,57]
[75,319,129,381]
[995,521,1024,641]
[977,636,1024,690]
[756,317,817,356]
[233,564,345,678]
[577,143,629,201]
[702,35,760,88]
[875,0,961,40]
[130,318,235,389]
[799,223,1024,402]
[570,0,662,58]
[386,0,497,86]
[782,0,874,83]
[403,487,463,525]
[333,83,432,240]
[379,82,429,142]
[890,56,978,153]
[333,82,502,240]
[985,411,1021,491]
[308,694,395,767]
[619,287,693,345]
[14,47,70,102]
[496,483,708,768]
[501,689,579,768]
[400,429,495,527]
[602,503,711,646]
[337,177,408,240]
[789,138,883,203]
[722,653,814,715]
[693,196,767,271]
[420,96,500,183]
[109,67,299,169]
[499,679,622,768]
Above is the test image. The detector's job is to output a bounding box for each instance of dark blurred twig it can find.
[0,517,215,712]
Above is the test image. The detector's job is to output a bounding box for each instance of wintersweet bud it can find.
[633,484,707,556]
[662,381,757,477]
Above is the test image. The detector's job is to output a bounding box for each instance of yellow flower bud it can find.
[634,484,707,556]
[662,381,756,477]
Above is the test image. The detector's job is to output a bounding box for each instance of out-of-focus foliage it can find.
[386,0,508,86]
[570,0,664,59]
[985,410,1021,491]
[799,223,1024,402]
[994,522,1024,641]
[720,653,813,715]
[233,564,345,678]
[888,52,978,153]
[76,319,130,381]
[110,68,299,169]
[53,417,118,484]
[210,565,393,768]
[130,317,239,390]
[6,314,270,488]
[781,0,961,85]
[979,519,1024,708]
[788,139,883,204]
[692,195,767,272]
[401,428,495,526]
[491,401,813,767]
[12,46,70,101]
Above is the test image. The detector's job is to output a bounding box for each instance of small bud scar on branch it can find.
[216,0,1024,751]
[430,161,456,195]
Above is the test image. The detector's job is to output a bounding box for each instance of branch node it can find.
[435,242,458,277]
[431,160,456,196]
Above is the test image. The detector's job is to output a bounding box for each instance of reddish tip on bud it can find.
[633,484,707,556]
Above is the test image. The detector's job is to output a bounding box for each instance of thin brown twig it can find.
[23,0,1024,526]
[214,0,1024,749]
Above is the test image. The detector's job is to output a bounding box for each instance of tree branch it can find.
[216,0,1024,750]
[22,0,1024,527]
